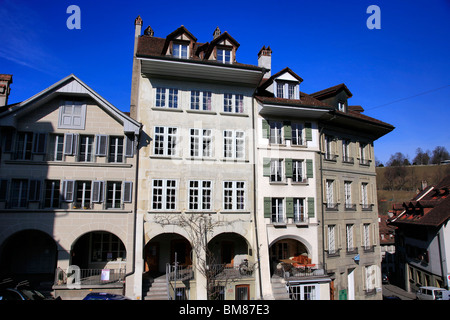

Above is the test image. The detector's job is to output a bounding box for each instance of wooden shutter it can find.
[285,158,293,178]
[95,135,108,156]
[33,133,46,154]
[62,180,75,202]
[125,134,134,157]
[305,122,312,141]
[283,121,292,140]
[123,181,133,203]
[264,197,271,218]
[263,158,271,177]
[306,159,314,178]
[307,197,315,218]
[262,119,270,139]
[64,133,74,155]
[92,181,104,203]
[286,197,294,219]
[28,180,41,201]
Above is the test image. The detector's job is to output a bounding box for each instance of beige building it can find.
[0,74,142,299]
[311,84,394,299]
[130,18,265,300]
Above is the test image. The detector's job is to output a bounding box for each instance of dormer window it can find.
[275,81,298,99]
[173,42,188,59]
[338,101,346,112]
[217,48,232,64]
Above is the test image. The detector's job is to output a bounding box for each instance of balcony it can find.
[275,261,326,280]
[54,267,126,287]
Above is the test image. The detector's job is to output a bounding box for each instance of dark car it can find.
[83,292,130,300]
[0,279,50,300]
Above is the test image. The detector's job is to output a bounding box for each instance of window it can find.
[90,232,126,262]
[346,224,354,252]
[342,139,352,163]
[271,198,284,223]
[108,136,124,163]
[223,181,245,211]
[154,126,177,156]
[365,265,377,293]
[155,88,178,109]
[0,180,8,201]
[291,123,304,145]
[190,91,212,111]
[344,181,353,209]
[361,183,370,209]
[360,143,369,165]
[275,81,298,99]
[235,285,249,300]
[363,224,371,249]
[190,129,212,158]
[173,43,188,59]
[152,179,177,210]
[10,179,28,208]
[47,134,64,161]
[217,48,231,64]
[15,132,33,160]
[270,159,283,182]
[44,180,60,208]
[106,181,121,209]
[223,130,245,159]
[188,180,212,211]
[293,198,305,223]
[338,101,346,112]
[324,135,334,160]
[328,225,336,254]
[33,133,46,154]
[58,101,86,129]
[78,135,94,162]
[289,284,317,300]
[326,180,335,209]
[292,160,304,182]
[223,93,244,113]
[75,181,91,209]
[269,121,283,144]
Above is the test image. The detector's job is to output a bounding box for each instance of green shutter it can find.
[283,121,292,140]
[262,119,270,139]
[285,158,293,178]
[306,159,314,178]
[307,197,315,218]
[305,122,312,141]
[263,158,271,177]
[264,197,271,218]
[286,197,294,219]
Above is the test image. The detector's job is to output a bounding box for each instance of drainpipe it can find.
[318,125,326,273]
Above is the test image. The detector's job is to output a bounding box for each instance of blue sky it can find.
[1,0,449,164]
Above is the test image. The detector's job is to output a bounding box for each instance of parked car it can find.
[382,273,389,284]
[416,286,449,300]
[83,292,130,300]
[0,279,51,300]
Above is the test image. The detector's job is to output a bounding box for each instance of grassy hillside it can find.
[376,164,450,214]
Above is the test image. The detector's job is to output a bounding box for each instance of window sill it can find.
[4,160,133,168]
[219,112,248,117]
[151,107,183,112]
[186,109,216,115]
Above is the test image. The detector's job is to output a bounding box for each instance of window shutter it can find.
[283,121,292,140]
[0,180,8,201]
[64,133,74,155]
[62,180,75,202]
[262,119,270,139]
[285,158,293,178]
[264,197,271,218]
[306,159,314,178]
[92,181,104,203]
[123,181,133,203]
[95,135,108,156]
[307,197,315,218]
[305,122,312,141]
[263,158,271,177]
[28,180,41,201]
[286,197,294,219]
[125,134,134,157]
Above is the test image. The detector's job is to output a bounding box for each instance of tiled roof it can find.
[389,175,450,227]
[255,93,332,109]
[0,74,12,82]
[310,83,352,99]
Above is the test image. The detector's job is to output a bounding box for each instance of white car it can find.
[416,286,448,300]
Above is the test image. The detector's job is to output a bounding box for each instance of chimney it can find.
[0,74,13,107]
[130,16,143,120]
[213,26,221,39]
[258,46,272,78]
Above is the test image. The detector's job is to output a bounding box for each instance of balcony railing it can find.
[208,262,256,279]
[275,263,326,280]
[54,267,126,286]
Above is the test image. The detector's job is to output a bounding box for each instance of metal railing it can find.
[54,267,126,286]
[275,263,325,280]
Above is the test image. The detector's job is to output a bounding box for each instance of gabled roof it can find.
[258,67,303,91]
[0,74,141,134]
[310,83,353,99]
[389,175,450,227]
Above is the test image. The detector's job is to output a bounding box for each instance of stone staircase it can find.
[271,275,290,300]
[142,274,168,300]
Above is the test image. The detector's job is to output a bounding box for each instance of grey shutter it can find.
[305,123,312,141]
[96,135,108,156]
[125,134,134,157]
[28,180,41,201]
[307,197,315,218]
[306,159,314,178]
[262,119,270,139]
[92,181,104,203]
[33,133,46,154]
[123,181,133,203]
[64,133,74,155]
[264,197,271,218]
[263,158,271,177]
[62,180,75,202]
